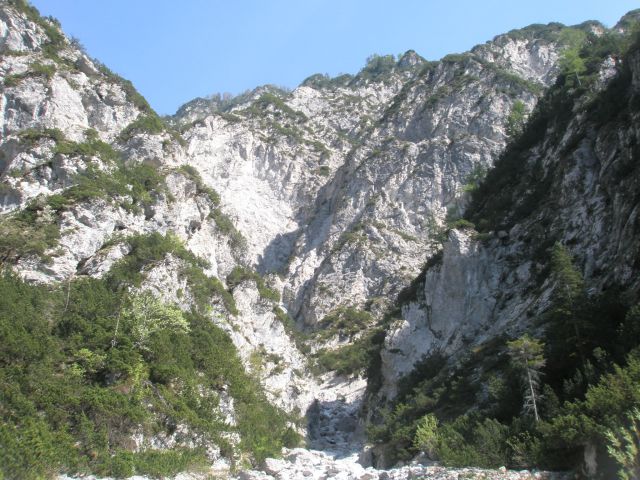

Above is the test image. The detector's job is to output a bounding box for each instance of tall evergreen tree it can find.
[507,334,546,422]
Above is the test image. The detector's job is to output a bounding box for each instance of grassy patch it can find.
[30,61,56,79]
[3,61,57,87]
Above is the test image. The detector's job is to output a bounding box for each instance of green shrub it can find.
[447,218,476,230]
[119,114,166,141]
[434,417,512,468]
[209,208,247,252]
[413,413,439,458]
[301,73,353,89]
[39,132,167,213]
[107,232,194,286]
[606,408,640,480]
[19,127,65,148]
[441,53,470,64]
[90,61,155,115]
[273,306,310,354]
[226,266,280,302]
[61,162,163,212]
[0,271,296,478]
[317,165,330,176]
[313,328,383,376]
[183,264,238,315]
[0,199,61,263]
[315,306,372,340]
[0,417,74,479]
[358,54,396,81]
[175,165,221,206]
[505,101,528,138]
[105,232,238,316]
[54,137,120,163]
[124,291,190,350]
[30,61,56,79]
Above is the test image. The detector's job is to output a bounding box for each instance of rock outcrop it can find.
[379,38,640,397]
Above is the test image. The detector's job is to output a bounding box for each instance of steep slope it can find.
[379,15,640,398]
[176,24,580,335]
[167,26,577,466]
[0,2,304,477]
[368,15,640,477]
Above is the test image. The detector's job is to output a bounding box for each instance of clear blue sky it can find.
[29,0,639,115]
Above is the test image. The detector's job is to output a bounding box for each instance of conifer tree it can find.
[507,334,546,422]
[558,28,587,86]
[549,242,588,379]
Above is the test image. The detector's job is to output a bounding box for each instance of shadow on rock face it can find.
[257,229,301,274]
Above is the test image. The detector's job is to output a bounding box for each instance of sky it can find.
[29,0,640,115]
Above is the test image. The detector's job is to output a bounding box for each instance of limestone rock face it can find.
[179,29,565,330]
[378,44,640,398]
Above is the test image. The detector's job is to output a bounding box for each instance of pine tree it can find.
[507,334,546,422]
[558,28,587,87]
[548,242,588,380]
[606,408,640,480]
[506,100,527,138]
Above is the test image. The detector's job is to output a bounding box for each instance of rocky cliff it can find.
[1,1,639,478]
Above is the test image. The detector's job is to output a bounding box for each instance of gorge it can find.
[1,1,640,479]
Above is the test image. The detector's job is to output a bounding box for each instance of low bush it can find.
[313,327,384,377]
[19,127,65,147]
[36,131,168,214]
[209,208,247,252]
[447,218,476,230]
[0,270,296,478]
[273,306,311,354]
[314,306,372,341]
[226,266,280,302]
[175,165,221,206]
[105,232,238,316]
[357,54,397,82]
[118,114,166,141]
[0,199,61,263]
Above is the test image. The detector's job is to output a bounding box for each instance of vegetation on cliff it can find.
[368,24,640,479]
